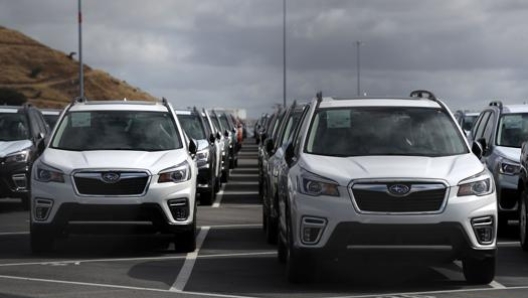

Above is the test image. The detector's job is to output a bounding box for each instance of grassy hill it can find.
[0,26,157,108]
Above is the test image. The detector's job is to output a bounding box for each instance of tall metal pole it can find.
[283,0,286,108]
[356,40,361,97]
[78,0,84,99]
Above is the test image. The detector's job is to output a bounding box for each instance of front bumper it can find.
[496,173,519,213]
[0,162,30,198]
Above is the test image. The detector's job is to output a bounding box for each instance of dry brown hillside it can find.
[0,26,157,108]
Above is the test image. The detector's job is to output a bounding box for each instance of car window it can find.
[51,111,182,151]
[496,113,528,148]
[0,113,30,141]
[305,107,468,157]
[179,114,207,140]
[473,111,491,140]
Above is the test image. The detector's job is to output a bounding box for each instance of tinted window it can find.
[305,107,468,157]
[0,113,30,141]
[52,111,181,151]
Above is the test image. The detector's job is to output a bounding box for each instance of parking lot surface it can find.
[1,142,528,298]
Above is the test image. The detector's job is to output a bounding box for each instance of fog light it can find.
[12,174,27,190]
[471,216,494,245]
[34,198,53,221]
[300,216,327,245]
[168,198,189,221]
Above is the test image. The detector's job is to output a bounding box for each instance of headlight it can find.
[5,150,29,163]
[196,149,209,161]
[159,161,191,183]
[35,164,64,183]
[458,170,493,197]
[499,160,520,175]
[299,168,339,197]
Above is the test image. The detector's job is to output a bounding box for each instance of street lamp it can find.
[78,0,84,99]
[283,0,287,108]
[356,40,362,97]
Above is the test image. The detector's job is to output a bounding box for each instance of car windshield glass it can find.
[0,113,30,141]
[463,115,478,131]
[219,115,231,131]
[43,114,59,128]
[305,107,468,157]
[212,117,222,131]
[51,111,182,151]
[496,113,528,148]
[280,110,303,146]
[179,114,206,140]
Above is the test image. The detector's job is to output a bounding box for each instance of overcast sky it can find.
[2,0,528,118]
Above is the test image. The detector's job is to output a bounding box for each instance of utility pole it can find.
[78,0,84,99]
[283,0,287,108]
[356,40,362,97]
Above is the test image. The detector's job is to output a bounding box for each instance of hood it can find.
[495,146,521,163]
[40,148,188,175]
[0,140,33,157]
[196,139,209,152]
[299,153,486,186]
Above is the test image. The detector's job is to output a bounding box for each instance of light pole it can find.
[356,40,362,97]
[283,0,286,108]
[78,0,84,99]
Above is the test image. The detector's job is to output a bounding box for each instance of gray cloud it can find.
[2,0,528,118]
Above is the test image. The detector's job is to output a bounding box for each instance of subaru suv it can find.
[30,98,198,253]
[469,101,527,230]
[277,90,497,284]
[0,105,50,210]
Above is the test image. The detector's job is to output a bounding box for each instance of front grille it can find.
[352,182,446,213]
[74,171,149,196]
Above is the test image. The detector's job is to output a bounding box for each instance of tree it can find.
[0,88,27,105]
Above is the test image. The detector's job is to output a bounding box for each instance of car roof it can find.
[502,105,528,114]
[67,100,169,112]
[318,97,442,109]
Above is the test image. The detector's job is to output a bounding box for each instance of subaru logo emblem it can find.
[388,184,411,196]
[101,172,120,183]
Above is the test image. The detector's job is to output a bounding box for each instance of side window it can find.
[473,111,491,140]
[471,112,485,138]
[292,105,311,157]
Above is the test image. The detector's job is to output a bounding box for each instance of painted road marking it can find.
[0,231,28,236]
[170,226,210,292]
[225,181,258,186]
[212,184,225,208]
[221,191,259,195]
[229,173,258,178]
[497,241,519,247]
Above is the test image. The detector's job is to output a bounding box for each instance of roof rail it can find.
[315,91,323,110]
[489,100,503,110]
[409,89,450,113]
[161,97,170,109]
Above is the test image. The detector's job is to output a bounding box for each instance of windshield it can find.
[305,107,468,157]
[43,114,59,129]
[463,115,478,131]
[51,111,182,151]
[219,115,231,131]
[0,113,30,141]
[496,113,528,148]
[280,110,303,146]
[179,114,206,140]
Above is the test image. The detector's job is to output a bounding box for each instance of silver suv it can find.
[30,98,198,253]
[277,90,497,284]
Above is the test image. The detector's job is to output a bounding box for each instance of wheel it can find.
[221,169,229,183]
[277,233,287,263]
[174,213,196,253]
[30,225,55,254]
[463,257,496,284]
[229,158,235,169]
[520,190,528,251]
[234,159,239,168]
[200,189,215,206]
[214,178,221,193]
[262,207,268,232]
[498,216,509,234]
[265,214,278,245]
[21,194,30,211]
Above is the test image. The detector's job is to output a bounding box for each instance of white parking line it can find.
[203,223,261,229]
[226,181,258,186]
[229,173,258,177]
[498,241,519,247]
[221,191,259,195]
[212,184,225,208]
[170,226,210,292]
[0,274,259,298]
[0,231,28,236]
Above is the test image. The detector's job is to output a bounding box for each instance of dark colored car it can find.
[177,108,220,205]
[0,104,50,210]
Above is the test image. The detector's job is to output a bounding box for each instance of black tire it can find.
[200,189,215,206]
[520,190,528,251]
[262,207,268,232]
[214,178,221,193]
[221,169,229,183]
[234,159,239,168]
[174,214,196,253]
[30,225,55,254]
[229,158,235,169]
[21,194,30,211]
[277,233,287,264]
[266,215,278,245]
[463,257,496,284]
[498,216,509,234]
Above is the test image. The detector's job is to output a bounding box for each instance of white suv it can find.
[278,90,497,284]
[30,99,198,253]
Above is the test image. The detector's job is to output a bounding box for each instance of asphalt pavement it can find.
[0,142,528,298]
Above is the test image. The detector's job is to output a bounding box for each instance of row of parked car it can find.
[0,100,244,254]
[256,90,498,284]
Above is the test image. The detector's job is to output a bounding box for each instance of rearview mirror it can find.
[285,142,295,167]
[216,132,222,140]
[36,138,46,157]
[224,130,229,137]
[476,138,487,156]
[209,133,216,144]
[472,141,483,159]
[265,139,274,155]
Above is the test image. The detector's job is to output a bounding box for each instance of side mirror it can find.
[224,130,229,137]
[285,142,295,167]
[209,133,216,144]
[189,139,197,156]
[216,132,222,140]
[476,138,487,155]
[472,141,483,159]
[36,138,46,156]
[232,128,237,133]
[265,139,274,155]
